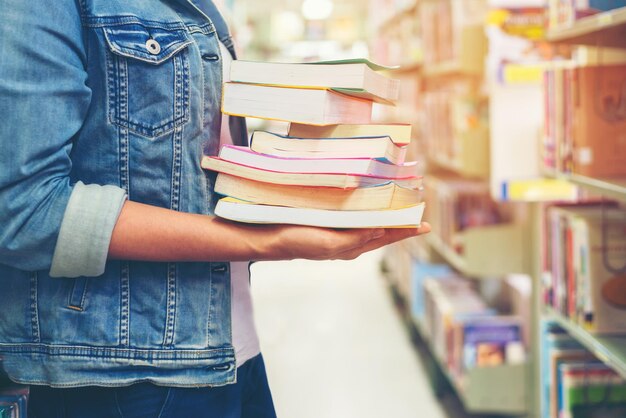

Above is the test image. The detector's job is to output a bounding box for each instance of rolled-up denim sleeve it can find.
[49,183,127,278]
[0,0,125,276]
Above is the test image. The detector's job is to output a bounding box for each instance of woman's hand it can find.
[263,222,431,261]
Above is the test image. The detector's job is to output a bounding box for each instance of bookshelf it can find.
[546,7,626,48]
[374,1,532,416]
[532,5,626,418]
[546,309,626,379]
[546,172,626,203]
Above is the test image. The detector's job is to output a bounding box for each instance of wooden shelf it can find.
[546,309,626,380]
[546,7,626,48]
[425,223,529,278]
[546,171,626,202]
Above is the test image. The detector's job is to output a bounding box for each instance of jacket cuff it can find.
[50,182,127,278]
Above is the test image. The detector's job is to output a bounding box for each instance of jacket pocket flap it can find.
[104,23,192,65]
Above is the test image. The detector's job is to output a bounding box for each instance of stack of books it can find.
[202,59,425,228]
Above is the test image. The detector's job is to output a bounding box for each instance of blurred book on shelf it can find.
[229,59,400,104]
[425,176,513,256]
[543,204,626,335]
[543,63,626,178]
[423,276,527,380]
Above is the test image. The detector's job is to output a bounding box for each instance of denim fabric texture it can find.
[27,354,277,418]
[0,0,247,387]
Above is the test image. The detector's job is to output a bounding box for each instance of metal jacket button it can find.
[146,39,161,55]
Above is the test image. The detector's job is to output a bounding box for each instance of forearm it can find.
[108,200,278,262]
[108,200,431,263]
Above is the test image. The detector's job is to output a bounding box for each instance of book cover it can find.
[201,156,422,189]
[214,145,419,179]
[229,59,400,104]
[222,82,373,126]
[214,197,425,228]
[459,316,525,372]
[214,173,422,211]
[249,131,407,165]
[287,123,412,145]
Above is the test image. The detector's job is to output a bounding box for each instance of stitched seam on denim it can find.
[105,48,116,131]
[9,376,235,389]
[187,23,215,35]
[207,266,213,347]
[29,272,40,343]
[119,56,129,134]
[120,263,130,347]
[157,387,173,418]
[163,263,177,348]
[0,343,234,358]
[170,54,184,213]
[82,17,194,31]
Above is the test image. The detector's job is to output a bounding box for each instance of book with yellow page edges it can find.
[214,173,422,211]
[288,123,412,145]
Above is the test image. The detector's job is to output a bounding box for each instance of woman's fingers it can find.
[331,222,431,260]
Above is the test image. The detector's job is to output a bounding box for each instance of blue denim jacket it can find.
[0,0,247,387]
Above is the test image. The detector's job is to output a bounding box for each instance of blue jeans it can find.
[28,354,276,418]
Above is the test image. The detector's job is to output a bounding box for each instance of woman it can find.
[0,0,429,416]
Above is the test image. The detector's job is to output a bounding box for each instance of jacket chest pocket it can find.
[104,22,193,138]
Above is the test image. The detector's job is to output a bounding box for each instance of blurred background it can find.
[224,1,625,417]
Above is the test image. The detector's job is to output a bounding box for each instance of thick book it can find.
[229,59,400,104]
[214,173,422,211]
[222,82,373,126]
[249,131,407,165]
[213,145,419,179]
[202,157,422,189]
[214,197,425,228]
[288,122,412,145]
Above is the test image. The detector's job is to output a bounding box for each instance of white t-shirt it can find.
[218,41,261,368]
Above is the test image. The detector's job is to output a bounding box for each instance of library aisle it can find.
[250,250,462,418]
